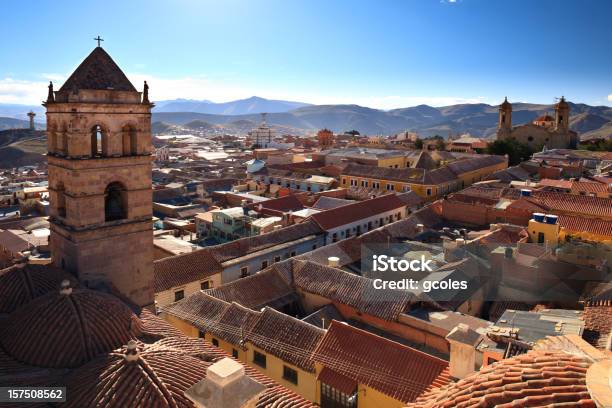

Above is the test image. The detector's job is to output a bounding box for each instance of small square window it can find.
[240,266,249,278]
[198,331,205,338]
[274,256,281,263]
[174,290,184,302]
[254,351,267,368]
[232,348,239,359]
[212,338,219,347]
[283,365,298,385]
[201,281,210,290]
[261,260,268,269]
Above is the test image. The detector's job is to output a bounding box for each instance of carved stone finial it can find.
[143,81,149,104]
[47,81,55,103]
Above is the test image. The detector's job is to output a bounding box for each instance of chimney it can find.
[184,357,266,408]
[328,256,340,267]
[446,323,480,379]
[455,238,465,246]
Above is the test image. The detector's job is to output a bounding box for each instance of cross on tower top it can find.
[93,36,104,47]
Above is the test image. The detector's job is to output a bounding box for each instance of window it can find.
[283,365,298,385]
[91,125,106,157]
[174,290,184,302]
[402,185,411,192]
[537,232,545,244]
[105,182,127,221]
[212,338,219,347]
[290,251,296,257]
[261,260,268,269]
[274,256,281,263]
[426,187,433,196]
[321,383,356,408]
[253,351,267,368]
[232,348,239,359]
[122,125,137,155]
[240,266,249,278]
[201,281,211,290]
[312,244,317,250]
[198,331,205,338]
[341,178,347,185]
[386,183,394,191]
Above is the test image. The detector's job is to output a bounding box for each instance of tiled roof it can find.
[0,263,76,314]
[205,265,295,309]
[211,302,262,345]
[528,191,612,219]
[570,181,609,195]
[153,247,222,292]
[247,308,325,372]
[62,337,315,408]
[161,291,230,333]
[58,47,137,93]
[445,155,507,176]
[538,178,573,189]
[314,321,450,403]
[310,194,404,230]
[583,302,612,350]
[558,215,612,238]
[208,219,322,263]
[407,338,599,408]
[310,196,354,210]
[256,195,304,212]
[292,260,415,321]
[342,163,426,183]
[0,287,142,368]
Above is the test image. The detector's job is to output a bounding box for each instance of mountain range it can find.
[2,97,611,138]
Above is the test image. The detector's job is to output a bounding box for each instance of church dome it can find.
[0,263,77,314]
[62,339,210,408]
[0,281,142,368]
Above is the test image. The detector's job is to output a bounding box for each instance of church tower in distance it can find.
[44,46,154,307]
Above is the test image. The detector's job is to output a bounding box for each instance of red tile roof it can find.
[292,260,416,321]
[0,263,76,314]
[310,194,404,230]
[0,286,142,368]
[314,321,450,403]
[571,181,609,195]
[407,339,599,408]
[583,301,612,350]
[559,215,612,238]
[247,308,325,372]
[153,247,222,292]
[161,291,230,332]
[538,178,573,189]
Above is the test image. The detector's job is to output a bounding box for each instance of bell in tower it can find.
[45,44,155,307]
[498,97,512,130]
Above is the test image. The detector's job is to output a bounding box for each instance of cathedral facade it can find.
[495,96,578,149]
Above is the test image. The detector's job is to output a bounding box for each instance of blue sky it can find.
[1,0,611,108]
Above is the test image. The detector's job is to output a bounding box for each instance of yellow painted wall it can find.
[246,344,318,402]
[160,313,200,337]
[527,219,560,247]
[358,384,404,408]
[154,272,222,309]
[377,157,407,169]
[340,175,453,201]
[205,333,248,362]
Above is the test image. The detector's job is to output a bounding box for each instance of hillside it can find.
[152,101,612,137]
[0,117,44,131]
[153,96,311,115]
[0,129,47,168]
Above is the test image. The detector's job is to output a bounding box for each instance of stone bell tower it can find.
[498,97,512,131]
[44,45,154,307]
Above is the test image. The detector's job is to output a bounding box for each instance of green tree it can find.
[486,138,535,165]
[414,139,423,149]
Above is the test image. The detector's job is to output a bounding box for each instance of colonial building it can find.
[496,96,578,149]
[45,46,154,306]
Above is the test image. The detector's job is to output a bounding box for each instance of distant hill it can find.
[183,120,215,130]
[0,116,44,131]
[153,96,311,115]
[0,128,46,168]
[153,101,612,137]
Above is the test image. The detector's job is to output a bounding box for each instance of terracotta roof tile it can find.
[314,321,450,403]
[558,215,612,238]
[407,342,599,408]
[161,291,230,332]
[0,263,77,314]
[0,286,142,368]
[247,308,325,372]
[310,194,405,230]
[153,247,222,292]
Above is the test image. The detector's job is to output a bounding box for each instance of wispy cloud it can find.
[608,94,612,102]
[0,74,490,109]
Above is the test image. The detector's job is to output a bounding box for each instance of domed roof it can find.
[62,340,212,408]
[0,281,142,368]
[535,113,554,122]
[406,341,597,408]
[0,263,77,314]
